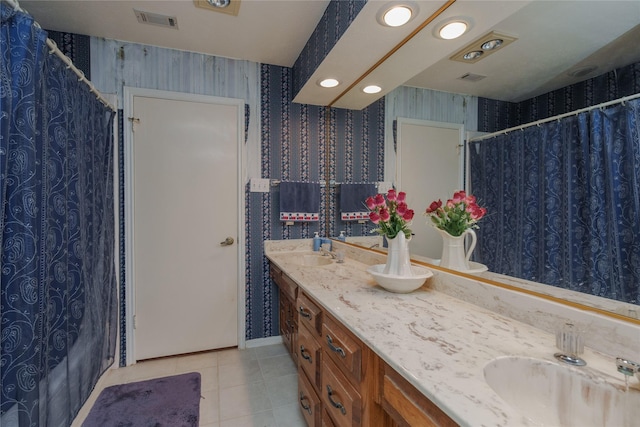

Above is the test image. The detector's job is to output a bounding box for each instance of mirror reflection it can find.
[333,1,640,318]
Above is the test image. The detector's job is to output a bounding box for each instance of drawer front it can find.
[321,358,362,427]
[280,271,298,301]
[298,292,323,336]
[270,264,282,280]
[298,323,322,388]
[321,316,362,382]
[322,409,337,427]
[382,363,458,427]
[298,367,322,427]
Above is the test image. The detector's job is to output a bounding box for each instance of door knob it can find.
[220,237,234,246]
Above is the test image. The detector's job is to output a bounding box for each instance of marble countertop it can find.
[264,239,626,427]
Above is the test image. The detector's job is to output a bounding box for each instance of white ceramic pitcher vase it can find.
[436,227,477,271]
[382,232,413,277]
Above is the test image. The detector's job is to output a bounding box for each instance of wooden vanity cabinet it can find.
[299,290,384,427]
[270,264,458,427]
[270,264,298,363]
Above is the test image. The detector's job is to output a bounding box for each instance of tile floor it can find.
[72,343,306,427]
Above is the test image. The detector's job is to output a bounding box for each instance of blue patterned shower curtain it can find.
[470,98,640,304]
[1,4,117,426]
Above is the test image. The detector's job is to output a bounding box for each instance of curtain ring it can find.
[48,39,58,54]
[77,70,86,83]
[64,56,73,69]
[621,100,626,106]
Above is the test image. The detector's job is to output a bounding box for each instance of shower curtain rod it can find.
[469,92,640,143]
[2,0,117,112]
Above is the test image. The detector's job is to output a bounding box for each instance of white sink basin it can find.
[484,356,640,426]
[295,254,333,267]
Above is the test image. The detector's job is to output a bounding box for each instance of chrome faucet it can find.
[616,357,640,378]
[320,246,344,263]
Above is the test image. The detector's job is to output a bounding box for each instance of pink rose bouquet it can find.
[425,190,487,237]
[365,189,415,240]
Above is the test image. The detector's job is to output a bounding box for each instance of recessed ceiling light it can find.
[363,85,382,94]
[481,39,503,50]
[319,78,339,88]
[567,65,598,78]
[439,21,467,40]
[383,5,412,27]
[463,51,483,60]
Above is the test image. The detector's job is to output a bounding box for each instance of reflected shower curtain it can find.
[470,98,640,304]
[1,4,117,426]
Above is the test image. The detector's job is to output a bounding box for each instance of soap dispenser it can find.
[338,231,346,241]
[313,232,321,251]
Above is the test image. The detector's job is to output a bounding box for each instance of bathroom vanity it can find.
[265,239,640,427]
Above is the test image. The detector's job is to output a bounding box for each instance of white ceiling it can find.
[20,0,640,110]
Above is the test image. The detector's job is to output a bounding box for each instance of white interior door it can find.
[396,118,464,260]
[130,92,240,361]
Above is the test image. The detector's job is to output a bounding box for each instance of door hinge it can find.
[133,314,137,329]
[128,117,140,132]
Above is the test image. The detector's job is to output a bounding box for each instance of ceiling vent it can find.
[458,73,486,82]
[134,9,179,29]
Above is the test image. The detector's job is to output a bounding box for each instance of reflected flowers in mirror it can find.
[426,190,487,237]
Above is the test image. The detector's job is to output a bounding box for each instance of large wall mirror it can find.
[330,0,640,324]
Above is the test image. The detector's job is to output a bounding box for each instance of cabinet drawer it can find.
[322,409,337,427]
[322,316,362,383]
[271,264,297,302]
[298,292,323,336]
[298,366,322,427]
[321,358,362,427]
[270,263,282,280]
[298,323,322,388]
[280,272,298,301]
[381,362,458,427]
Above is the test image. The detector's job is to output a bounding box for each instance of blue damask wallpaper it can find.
[292,0,366,98]
[478,61,640,132]
[247,63,384,339]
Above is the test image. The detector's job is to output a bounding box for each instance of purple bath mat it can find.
[82,372,201,427]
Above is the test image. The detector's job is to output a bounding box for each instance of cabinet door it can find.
[280,290,293,354]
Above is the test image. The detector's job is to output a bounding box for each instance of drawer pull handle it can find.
[300,345,313,363]
[299,392,313,415]
[326,335,346,358]
[326,385,347,415]
[299,306,312,319]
